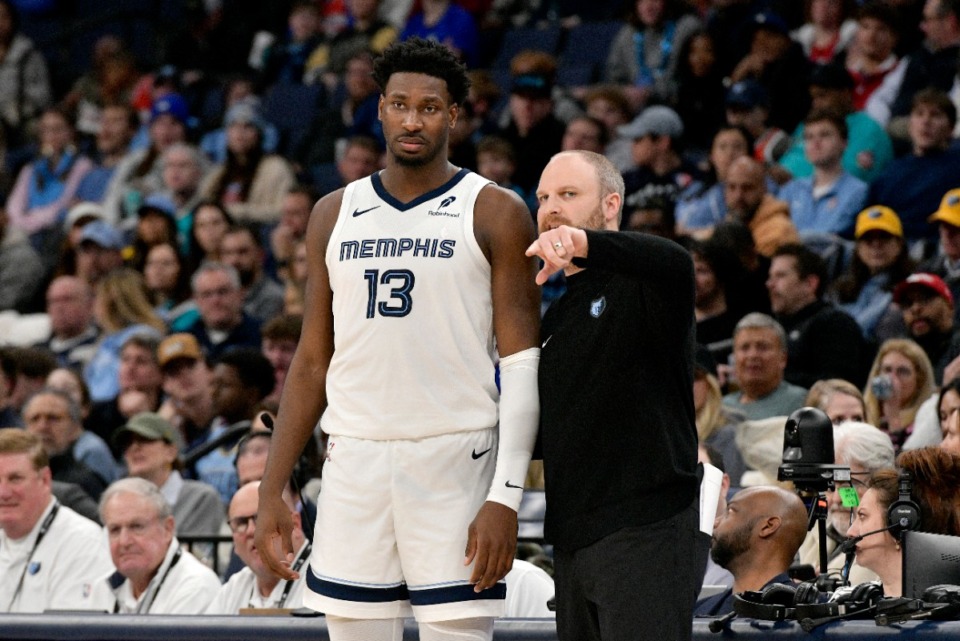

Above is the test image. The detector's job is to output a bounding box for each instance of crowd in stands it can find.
[2,0,960,624]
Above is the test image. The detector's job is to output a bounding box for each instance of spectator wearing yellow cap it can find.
[919,189,960,324]
[828,206,915,342]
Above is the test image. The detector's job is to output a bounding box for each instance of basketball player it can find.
[255,38,541,641]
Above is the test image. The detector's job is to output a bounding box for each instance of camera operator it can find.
[797,421,894,586]
[694,486,807,616]
[845,447,960,598]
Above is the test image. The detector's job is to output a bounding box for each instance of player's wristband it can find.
[486,347,540,511]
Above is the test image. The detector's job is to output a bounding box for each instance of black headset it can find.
[887,471,922,540]
[732,583,798,621]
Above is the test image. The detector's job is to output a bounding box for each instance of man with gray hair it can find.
[184,261,262,361]
[23,388,115,499]
[89,477,221,613]
[156,143,208,233]
[797,420,895,584]
[722,313,807,421]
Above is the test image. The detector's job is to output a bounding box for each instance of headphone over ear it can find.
[734,583,798,621]
[887,471,921,540]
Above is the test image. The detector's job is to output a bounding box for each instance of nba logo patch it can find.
[83,583,92,598]
[590,297,606,318]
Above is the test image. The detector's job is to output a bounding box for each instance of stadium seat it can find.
[491,25,563,70]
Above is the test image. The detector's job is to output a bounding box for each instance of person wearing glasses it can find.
[115,412,224,564]
[184,262,262,362]
[89,477,220,613]
[796,420,895,585]
[207,480,309,613]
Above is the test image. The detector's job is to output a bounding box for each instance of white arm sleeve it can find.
[486,347,540,511]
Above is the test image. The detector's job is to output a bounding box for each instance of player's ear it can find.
[449,103,459,129]
[377,95,384,122]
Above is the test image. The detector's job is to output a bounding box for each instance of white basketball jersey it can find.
[322,169,498,440]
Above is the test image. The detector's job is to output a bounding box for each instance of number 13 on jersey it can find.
[364,269,416,318]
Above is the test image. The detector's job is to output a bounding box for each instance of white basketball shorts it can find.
[302,427,506,622]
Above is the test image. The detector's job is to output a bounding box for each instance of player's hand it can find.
[464,501,517,593]
[254,491,299,580]
[525,225,588,285]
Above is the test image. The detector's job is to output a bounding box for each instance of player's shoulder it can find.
[475,180,528,212]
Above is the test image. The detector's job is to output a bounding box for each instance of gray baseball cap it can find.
[618,106,684,140]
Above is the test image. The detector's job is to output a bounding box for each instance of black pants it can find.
[554,505,700,641]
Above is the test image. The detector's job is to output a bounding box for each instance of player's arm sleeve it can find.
[486,346,540,511]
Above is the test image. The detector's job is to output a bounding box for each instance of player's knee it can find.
[419,617,495,641]
[326,615,404,641]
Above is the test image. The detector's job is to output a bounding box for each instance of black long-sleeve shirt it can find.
[538,230,699,552]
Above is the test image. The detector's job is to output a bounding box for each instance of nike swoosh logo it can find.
[471,447,492,460]
[541,335,552,349]
[505,481,522,489]
[352,205,380,217]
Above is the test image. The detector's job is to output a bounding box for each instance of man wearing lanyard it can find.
[0,429,113,613]
[89,477,221,613]
[206,481,310,613]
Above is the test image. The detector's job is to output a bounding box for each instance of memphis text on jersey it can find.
[338,237,457,261]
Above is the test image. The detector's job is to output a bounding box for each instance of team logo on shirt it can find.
[28,562,41,575]
[590,297,607,318]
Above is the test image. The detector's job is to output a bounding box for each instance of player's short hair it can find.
[372,37,470,105]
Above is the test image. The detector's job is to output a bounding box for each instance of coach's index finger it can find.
[255,496,298,580]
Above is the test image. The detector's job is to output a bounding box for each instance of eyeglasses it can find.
[849,471,870,490]
[196,286,234,300]
[228,513,257,533]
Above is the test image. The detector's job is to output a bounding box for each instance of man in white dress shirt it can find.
[0,428,113,613]
[89,477,221,613]
[206,480,309,613]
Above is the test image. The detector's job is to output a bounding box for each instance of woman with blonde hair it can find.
[806,378,865,425]
[863,339,936,453]
[694,345,747,485]
[84,267,165,402]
